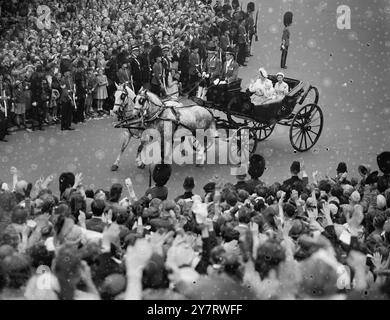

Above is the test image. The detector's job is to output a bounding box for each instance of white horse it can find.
[132,89,218,168]
[111,83,141,171]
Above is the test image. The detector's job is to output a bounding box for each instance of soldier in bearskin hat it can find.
[188,43,201,97]
[377,151,390,190]
[281,11,293,69]
[246,2,256,56]
[145,164,172,201]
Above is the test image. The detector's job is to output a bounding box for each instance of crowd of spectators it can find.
[0,0,256,138]
[0,151,390,300]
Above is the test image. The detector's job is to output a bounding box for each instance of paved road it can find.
[1,0,389,199]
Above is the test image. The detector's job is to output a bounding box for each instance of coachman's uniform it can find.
[129,48,142,93]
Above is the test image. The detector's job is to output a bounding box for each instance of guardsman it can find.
[59,70,75,131]
[236,14,248,66]
[246,2,255,56]
[188,44,201,97]
[129,45,142,93]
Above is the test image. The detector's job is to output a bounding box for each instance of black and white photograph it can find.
[0,0,390,305]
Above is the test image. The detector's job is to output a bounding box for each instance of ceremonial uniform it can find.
[220,58,239,83]
[30,70,47,131]
[74,67,87,123]
[60,72,75,130]
[139,51,151,87]
[178,46,190,90]
[188,49,201,97]
[237,22,247,65]
[129,53,142,93]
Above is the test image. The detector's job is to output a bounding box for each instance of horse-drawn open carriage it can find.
[111,74,323,170]
[192,74,323,154]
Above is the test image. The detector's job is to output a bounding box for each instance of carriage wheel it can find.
[300,86,319,105]
[289,103,323,152]
[255,123,276,142]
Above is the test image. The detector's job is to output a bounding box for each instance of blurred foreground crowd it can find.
[0,151,390,300]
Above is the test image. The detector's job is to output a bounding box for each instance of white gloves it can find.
[213,79,220,85]
[32,102,37,107]
[219,80,227,85]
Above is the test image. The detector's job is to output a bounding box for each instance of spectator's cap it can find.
[162,44,170,51]
[183,177,195,189]
[258,67,268,78]
[276,72,285,79]
[225,48,235,56]
[377,151,390,175]
[131,45,140,52]
[336,162,347,174]
[290,161,301,173]
[203,182,216,194]
[366,171,379,185]
[350,191,361,203]
[358,164,371,177]
[377,194,387,210]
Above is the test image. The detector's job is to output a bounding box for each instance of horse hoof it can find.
[111,165,119,171]
[137,164,146,169]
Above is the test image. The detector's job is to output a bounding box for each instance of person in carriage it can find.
[248,67,275,105]
[274,72,289,98]
[196,45,222,99]
[213,49,239,86]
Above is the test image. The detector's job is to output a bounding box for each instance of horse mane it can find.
[125,85,136,102]
[146,90,164,107]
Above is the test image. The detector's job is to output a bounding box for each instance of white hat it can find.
[350,191,361,203]
[258,67,268,78]
[276,72,285,78]
[377,195,386,210]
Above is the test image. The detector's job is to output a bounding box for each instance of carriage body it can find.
[202,75,323,153]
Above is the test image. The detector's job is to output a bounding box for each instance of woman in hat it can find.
[274,72,289,98]
[248,67,275,105]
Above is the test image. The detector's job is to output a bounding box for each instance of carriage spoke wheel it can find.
[305,86,319,105]
[290,103,323,152]
[255,123,276,142]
